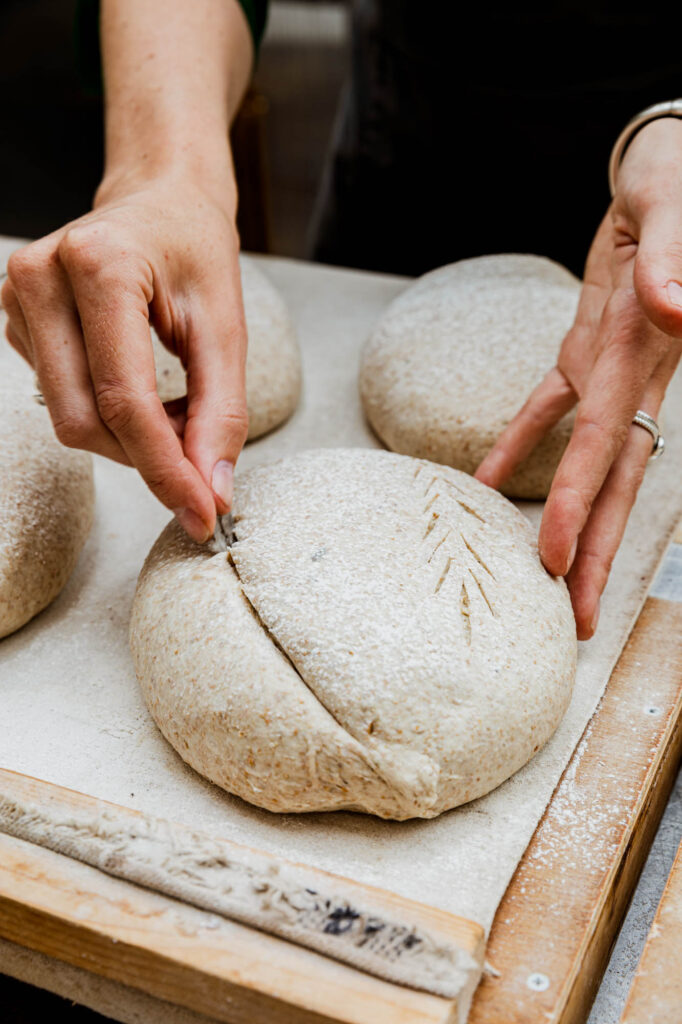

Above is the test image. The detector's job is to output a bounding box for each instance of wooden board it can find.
[0,770,483,1024]
[619,837,682,1024]
[0,833,465,1024]
[1,531,681,1023]
[470,532,682,1023]
[0,770,484,1024]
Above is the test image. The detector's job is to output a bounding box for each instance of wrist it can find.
[95,139,238,217]
[616,117,682,201]
[609,100,682,196]
[624,115,682,158]
[97,0,251,215]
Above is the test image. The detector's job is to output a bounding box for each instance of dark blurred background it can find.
[6,1,680,282]
[1,0,104,241]
[0,0,350,255]
[7,1,682,281]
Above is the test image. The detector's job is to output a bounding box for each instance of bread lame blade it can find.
[212,513,236,552]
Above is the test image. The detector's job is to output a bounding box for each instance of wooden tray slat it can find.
[0,831,461,1024]
[619,836,682,1024]
[470,590,682,1023]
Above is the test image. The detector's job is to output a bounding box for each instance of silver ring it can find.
[33,392,46,407]
[632,410,665,460]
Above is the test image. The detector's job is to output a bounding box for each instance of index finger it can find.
[538,299,668,576]
[61,232,216,541]
[475,366,576,490]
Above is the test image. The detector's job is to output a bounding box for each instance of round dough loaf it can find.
[359,254,581,498]
[153,255,302,439]
[130,449,576,820]
[0,368,94,638]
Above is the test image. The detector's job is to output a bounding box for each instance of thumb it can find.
[633,207,682,338]
[181,286,249,515]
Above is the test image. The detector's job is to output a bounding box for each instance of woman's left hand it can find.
[476,117,682,640]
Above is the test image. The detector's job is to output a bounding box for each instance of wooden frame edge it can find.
[470,583,682,1023]
[0,770,484,1024]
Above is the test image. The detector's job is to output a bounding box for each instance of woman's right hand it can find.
[2,169,249,543]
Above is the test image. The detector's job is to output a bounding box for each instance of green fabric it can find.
[238,0,269,55]
[74,0,269,94]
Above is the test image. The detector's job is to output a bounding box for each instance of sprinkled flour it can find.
[130,448,577,819]
[0,361,94,638]
[359,254,580,498]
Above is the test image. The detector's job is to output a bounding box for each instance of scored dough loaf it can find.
[153,255,302,439]
[359,254,581,498]
[0,366,94,639]
[130,449,576,820]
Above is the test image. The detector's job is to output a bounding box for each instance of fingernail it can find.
[666,281,682,307]
[211,460,234,511]
[565,537,578,575]
[173,508,211,544]
[590,601,600,636]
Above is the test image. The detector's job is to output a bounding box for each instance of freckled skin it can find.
[152,256,301,439]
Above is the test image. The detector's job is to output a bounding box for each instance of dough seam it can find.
[227,540,421,804]
[228,544,358,741]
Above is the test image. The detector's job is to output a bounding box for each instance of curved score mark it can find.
[460,534,495,579]
[468,568,495,617]
[427,529,450,563]
[460,583,472,645]
[434,556,452,594]
[456,500,486,524]
[422,513,439,541]
[415,473,496,625]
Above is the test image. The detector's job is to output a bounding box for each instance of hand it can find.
[476,117,682,640]
[2,172,248,543]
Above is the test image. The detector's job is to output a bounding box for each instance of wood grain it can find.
[620,837,682,1024]
[0,832,462,1024]
[469,590,682,1024]
[0,770,484,1024]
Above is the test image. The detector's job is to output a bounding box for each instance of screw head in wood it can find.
[526,972,550,992]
